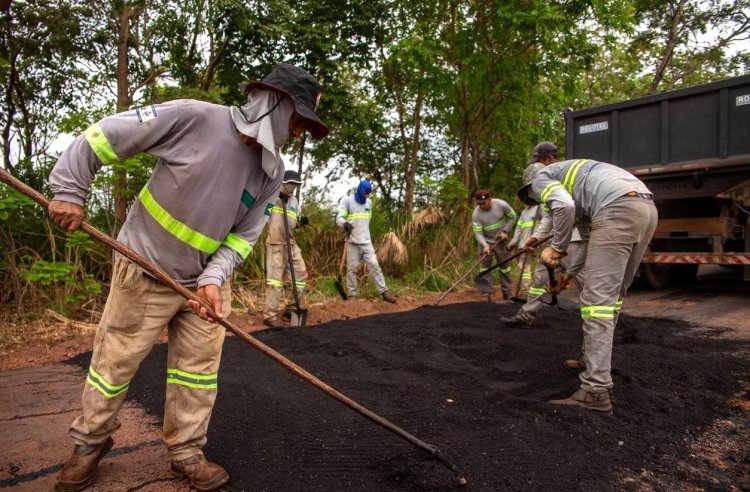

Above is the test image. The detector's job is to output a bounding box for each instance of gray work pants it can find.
[578,197,658,393]
[346,242,388,296]
[478,241,513,299]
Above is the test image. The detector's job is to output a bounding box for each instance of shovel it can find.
[0,169,467,485]
[333,234,348,300]
[474,235,553,294]
[281,199,307,327]
[539,265,577,311]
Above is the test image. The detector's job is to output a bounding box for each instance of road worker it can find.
[471,189,517,299]
[262,170,310,328]
[336,180,397,303]
[47,64,328,491]
[505,202,542,301]
[516,151,657,413]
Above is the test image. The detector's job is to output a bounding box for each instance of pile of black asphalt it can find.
[70,301,750,491]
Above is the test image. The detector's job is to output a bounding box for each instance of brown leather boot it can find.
[563,358,586,370]
[382,291,397,304]
[171,455,229,491]
[548,388,613,413]
[56,437,114,491]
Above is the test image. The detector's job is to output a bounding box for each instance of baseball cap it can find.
[240,64,329,139]
[474,189,491,202]
[526,141,558,164]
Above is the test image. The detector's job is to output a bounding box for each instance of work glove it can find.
[539,246,566,269]
[279,191,289,203]
[343,222,354,234]
[298,216,309,227]
[522,236,540,253]
[498,231,509,242]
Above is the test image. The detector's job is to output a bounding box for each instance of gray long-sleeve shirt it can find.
[49,100,283,287]
[471,198,516,247]
[336,195,373,244]
[530,158,651,253]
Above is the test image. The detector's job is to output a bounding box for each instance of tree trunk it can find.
[648,0,686,95]
[113,6,137,232]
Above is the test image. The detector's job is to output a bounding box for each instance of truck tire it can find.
[669,264,699,284]
[642,263,671,289]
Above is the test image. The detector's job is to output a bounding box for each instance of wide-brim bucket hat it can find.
[517,162,545,205]
[241,64,329,139]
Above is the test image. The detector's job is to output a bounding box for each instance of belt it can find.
[623,191,653,200]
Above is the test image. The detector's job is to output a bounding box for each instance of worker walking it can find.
[336,180,397,303]
[47,64,328,491]
[471,189,517,299]
[516,155,658,413]
[262,170,309,328]
[505,202,542,301]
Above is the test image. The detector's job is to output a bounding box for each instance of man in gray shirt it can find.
[48,64,328,491]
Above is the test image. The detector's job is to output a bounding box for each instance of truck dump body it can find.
[565,74,750,285]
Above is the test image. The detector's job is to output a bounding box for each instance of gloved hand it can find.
[539,246,566,269]
[298,216,309,227]
[279,191,289,203]
[343,222,353,234]
[522,236,540,252]
[498,231,509,242]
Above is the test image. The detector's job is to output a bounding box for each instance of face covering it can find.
[281,183,297,195]
[355,180,372,205]
[230,90,295,180]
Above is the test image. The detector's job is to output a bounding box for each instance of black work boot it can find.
[171,455,229,491]
[56,437,114,491]
[564,358,586,370]
[263,318,287,329]
[500,311,533,329]
[548,388,613,413]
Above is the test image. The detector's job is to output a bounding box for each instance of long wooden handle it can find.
[0,169,464,480]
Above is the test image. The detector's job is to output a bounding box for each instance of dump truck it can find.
[565,74,750,288]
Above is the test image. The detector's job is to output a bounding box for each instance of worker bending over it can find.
[471,189,517,299]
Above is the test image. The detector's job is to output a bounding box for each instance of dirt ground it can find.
[1,282,749,491]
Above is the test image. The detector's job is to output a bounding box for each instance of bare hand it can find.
[498,231,509,242]
[522,236,540,253]
[49,200,85,232]
[187,284,224,322]
[482,244,491,255]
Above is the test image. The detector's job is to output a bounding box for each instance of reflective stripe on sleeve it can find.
[84,123,120,166]
[271,206,298,220]
[614,299,623,312]
[540,182,564,203]
[580,305,616,319]
[222,233,252,259]
[167,368,218,390]
[517,220,535,228]
[87,366,130,399]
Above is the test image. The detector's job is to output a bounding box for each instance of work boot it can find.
[548,388,613,413]
[564,358,586,370]
[171,455,229,491]
[500,311,533,329]
[510,296,527,304]
[382,291,397,304]
[56,437,114,492]
[281,309,292,322]
[263,318,287,329]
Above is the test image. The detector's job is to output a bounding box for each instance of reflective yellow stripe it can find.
[562,159,587,194]
[540,182,564,202]
[517,220,535,228]
[266,279,283,287]
[87,366,130,399]
[222,233,252,259]
[84,123,120,165]
[522,272,532,279]
[529,287,546,296]
[271,206,298,220]
[338,209,349,219]
[483,221,502,231]
[294,281,306,288]
[614,299,623,312]
[139,187,221,254]
[580,305,616,319]
[499,266,511,273]
[472,223,483,232]
[167,368,217,389]
[348,212,371,219]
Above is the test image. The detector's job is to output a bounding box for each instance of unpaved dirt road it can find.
[0,266,748,491]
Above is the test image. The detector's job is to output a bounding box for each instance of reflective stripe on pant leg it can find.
[361,242,388,294]
[165,281,230,461]
[70,259,180,445]
[291,243,308,309]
